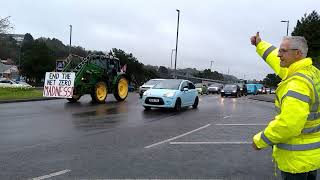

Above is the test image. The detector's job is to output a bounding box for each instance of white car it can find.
[139,79,165,98]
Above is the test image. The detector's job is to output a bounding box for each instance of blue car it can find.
[246,84,258,95]
[141,79,199,111]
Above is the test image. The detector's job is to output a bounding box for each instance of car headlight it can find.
[163,92,175,97]
[233,90,236,93]
[221,90,224,92]
[143,91,149,96]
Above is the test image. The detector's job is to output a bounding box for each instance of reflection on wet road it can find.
[0,93,276,179]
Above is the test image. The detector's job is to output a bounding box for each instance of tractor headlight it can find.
[163,92,175,98]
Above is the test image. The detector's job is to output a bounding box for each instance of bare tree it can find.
[0,16,13,34]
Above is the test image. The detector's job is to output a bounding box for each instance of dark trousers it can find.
[281,170,317,180]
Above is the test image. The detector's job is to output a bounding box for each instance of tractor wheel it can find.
[91,82,107,103]
[114,76,128,102]
[67,94,81,103]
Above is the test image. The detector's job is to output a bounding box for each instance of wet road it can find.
[0,93,279,179]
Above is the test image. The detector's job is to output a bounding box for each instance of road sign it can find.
[56,60,65,72]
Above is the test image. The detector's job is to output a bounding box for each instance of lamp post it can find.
[174,9,180,78]
[170,49,175,69]
[69,25,72,55]
[210,60,214,71]
[281,20,289,36]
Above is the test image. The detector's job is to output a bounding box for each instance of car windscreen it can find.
[152,79,182,90]
[224,85,237,90]
[144,80,162,85]
[209,84,219,88]
[246,84,256,89]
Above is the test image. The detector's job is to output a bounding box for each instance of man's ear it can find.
[296,50,303,58]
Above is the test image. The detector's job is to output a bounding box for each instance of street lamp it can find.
[174,9,180,78]
[210,60,214,71]
[69,25,72,55]
[170,49,175,69]
[281,20,289,36]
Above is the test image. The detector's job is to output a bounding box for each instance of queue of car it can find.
[138,79,276,111]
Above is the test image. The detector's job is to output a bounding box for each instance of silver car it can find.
[139,79,165,98]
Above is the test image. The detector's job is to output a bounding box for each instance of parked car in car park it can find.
[141,79,199,112]
[0,79,32,88]
[195,83,208,95]
[208,84,223,94]
[221,84,241,97]
[139,79,165,98]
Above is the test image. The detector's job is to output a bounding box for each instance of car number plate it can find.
[225,92,231,94]
[149,99,159,102]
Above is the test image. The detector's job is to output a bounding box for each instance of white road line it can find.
[215,123,267,126]
[170,141,252,145]
[223,116,231,119]
[144,124,211,149]
[29,169,71,180]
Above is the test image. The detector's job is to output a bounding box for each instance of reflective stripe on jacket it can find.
[253,41,320,173]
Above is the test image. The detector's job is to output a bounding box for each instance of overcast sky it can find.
[1,0,319,80]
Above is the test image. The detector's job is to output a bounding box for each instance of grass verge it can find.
[0,87,43,100]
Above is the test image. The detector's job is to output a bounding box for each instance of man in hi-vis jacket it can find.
[251,32,320,180]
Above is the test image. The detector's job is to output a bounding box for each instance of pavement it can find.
[0,93,282,179]
[248,94,275,103]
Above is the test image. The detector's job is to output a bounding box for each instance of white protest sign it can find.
[43,72,75,98]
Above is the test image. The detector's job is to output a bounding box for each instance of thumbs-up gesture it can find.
[250,32,261,46]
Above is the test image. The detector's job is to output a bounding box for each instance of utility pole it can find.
[174,9,180,78]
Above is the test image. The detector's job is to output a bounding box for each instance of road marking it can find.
[29,169,71,180]
[170,141,252,145]
[223,115,231,119]
[144,124,211,149]
[215,123,267,126]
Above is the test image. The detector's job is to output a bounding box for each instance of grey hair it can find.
[283,36,308,57]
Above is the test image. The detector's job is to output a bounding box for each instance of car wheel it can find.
[192,97,199,109]
[144,106,151,111]
[174,98,182,112]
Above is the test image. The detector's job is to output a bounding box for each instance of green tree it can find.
[193,69,224,80]
[112,48,158,85]
[263,73,281,87]
[0,35,19,63]
[292,10,320,67]
[21,40,55,84]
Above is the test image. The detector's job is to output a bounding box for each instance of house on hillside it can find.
[0,62,20,80]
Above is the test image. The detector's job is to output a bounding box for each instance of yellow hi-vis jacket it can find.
[253,41,320,173]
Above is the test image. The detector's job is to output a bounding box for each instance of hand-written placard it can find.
[43,72,75,98]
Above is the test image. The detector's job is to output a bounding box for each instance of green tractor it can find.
[62,54,129,103]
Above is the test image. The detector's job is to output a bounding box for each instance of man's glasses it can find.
[278,48,299,53]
